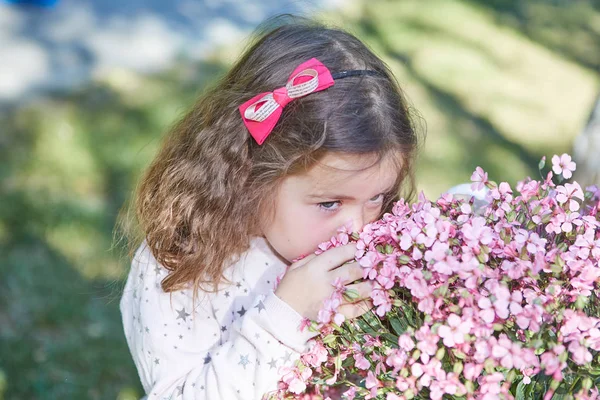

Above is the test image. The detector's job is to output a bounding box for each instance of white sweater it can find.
[120,237,317,400]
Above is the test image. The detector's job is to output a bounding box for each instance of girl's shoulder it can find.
[127,236,287,294]
[132,240,155,267]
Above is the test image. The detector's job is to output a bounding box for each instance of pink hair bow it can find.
[239,58,335,145]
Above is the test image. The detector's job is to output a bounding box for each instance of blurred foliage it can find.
[0,0,598,398]
[0,62,226,399]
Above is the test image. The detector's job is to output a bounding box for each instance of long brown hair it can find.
[132,16,422,293]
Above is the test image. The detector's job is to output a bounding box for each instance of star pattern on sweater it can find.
[123,238,300,396]
[255,301,266,312]
[268,358,277,369]
[239,354,251,369]
[176,307,190,322]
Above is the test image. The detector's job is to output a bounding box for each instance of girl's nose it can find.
[349,213,365,233]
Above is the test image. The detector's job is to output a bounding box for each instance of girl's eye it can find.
[318,194,385,213]
[318,201,341,212]
[370,193,385,203]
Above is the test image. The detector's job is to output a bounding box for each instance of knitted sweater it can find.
[120,237,317,399]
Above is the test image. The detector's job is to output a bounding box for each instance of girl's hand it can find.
[275,244,372,321]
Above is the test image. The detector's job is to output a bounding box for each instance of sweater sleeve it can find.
[120,244,318,400]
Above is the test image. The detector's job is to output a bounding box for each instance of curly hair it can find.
[132,16,422,293]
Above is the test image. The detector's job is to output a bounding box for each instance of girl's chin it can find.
[291,253,310,263]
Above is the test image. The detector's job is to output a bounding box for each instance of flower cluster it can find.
[273,154,600,399]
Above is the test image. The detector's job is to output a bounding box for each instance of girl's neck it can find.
[251,235,291,267]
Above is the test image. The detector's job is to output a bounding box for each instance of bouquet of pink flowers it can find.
[273,154,600,400]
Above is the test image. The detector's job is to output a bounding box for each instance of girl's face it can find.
[261,153,400,263]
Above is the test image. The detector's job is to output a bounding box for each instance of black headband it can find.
[331,70,381,80]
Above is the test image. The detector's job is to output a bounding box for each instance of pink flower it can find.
[463,362,483,380]
[365,370,381,394]
[568,340,593,365]
[462,217,494,246]
[317,291,343,324]
[278,169,600,399]
[552,153,577,179]
[343,386,358,399]
[377,261,399,289]
[573,228,600,260]
[302,342,328,368]
[398,334,415,352]
[479,372,504,397]
[404,270,430,299]
[333,312,345,326]
[477,296,496,324]
[280,365,313,394]
[515,229,547,254]
[517,178,541,202]
[501,260,526,280]
[354,352,371,370]
[516,304,544,332]
[424,241,449,263]
[359,250,382,280]
[372,288,393,317]
[490,334,527,369]
[410,362,424,378]
[386,349,408,372]
[471,166,489,191]
[541,351,565,378]
[437,314,472,347]
[299,318,312,332]
[473,340,491,363]
[416,325,439,356]
[556,182,585,212]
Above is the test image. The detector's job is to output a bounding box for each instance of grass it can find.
[0,0,598,398]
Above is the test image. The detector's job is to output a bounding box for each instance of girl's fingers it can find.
[338,299,373,320]
[331,261,363,284]
[344,280,372,299]
[289,253,317,270]
[319,244,358,271]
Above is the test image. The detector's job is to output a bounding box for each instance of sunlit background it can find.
[1,0,599,398]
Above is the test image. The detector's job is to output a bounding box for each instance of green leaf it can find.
[380,333,399,347]
[322,334,337,345]
[402,305,417,327]
[343,288,360,302]
[362,310,382,329]
[390,316,408,335]
[334,355,342,370]
[355,318,378,336]
[515,381,526,400]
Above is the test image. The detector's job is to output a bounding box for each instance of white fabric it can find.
[120,237,318,400]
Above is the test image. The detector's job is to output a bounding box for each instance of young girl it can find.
[120,17,420,400]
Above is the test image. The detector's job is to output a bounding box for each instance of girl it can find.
[120,16,420,400]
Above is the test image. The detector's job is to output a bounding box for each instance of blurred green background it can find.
[1,0,599,399]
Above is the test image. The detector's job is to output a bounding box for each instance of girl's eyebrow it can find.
[307,193,355,200]
[307,184,397,200]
